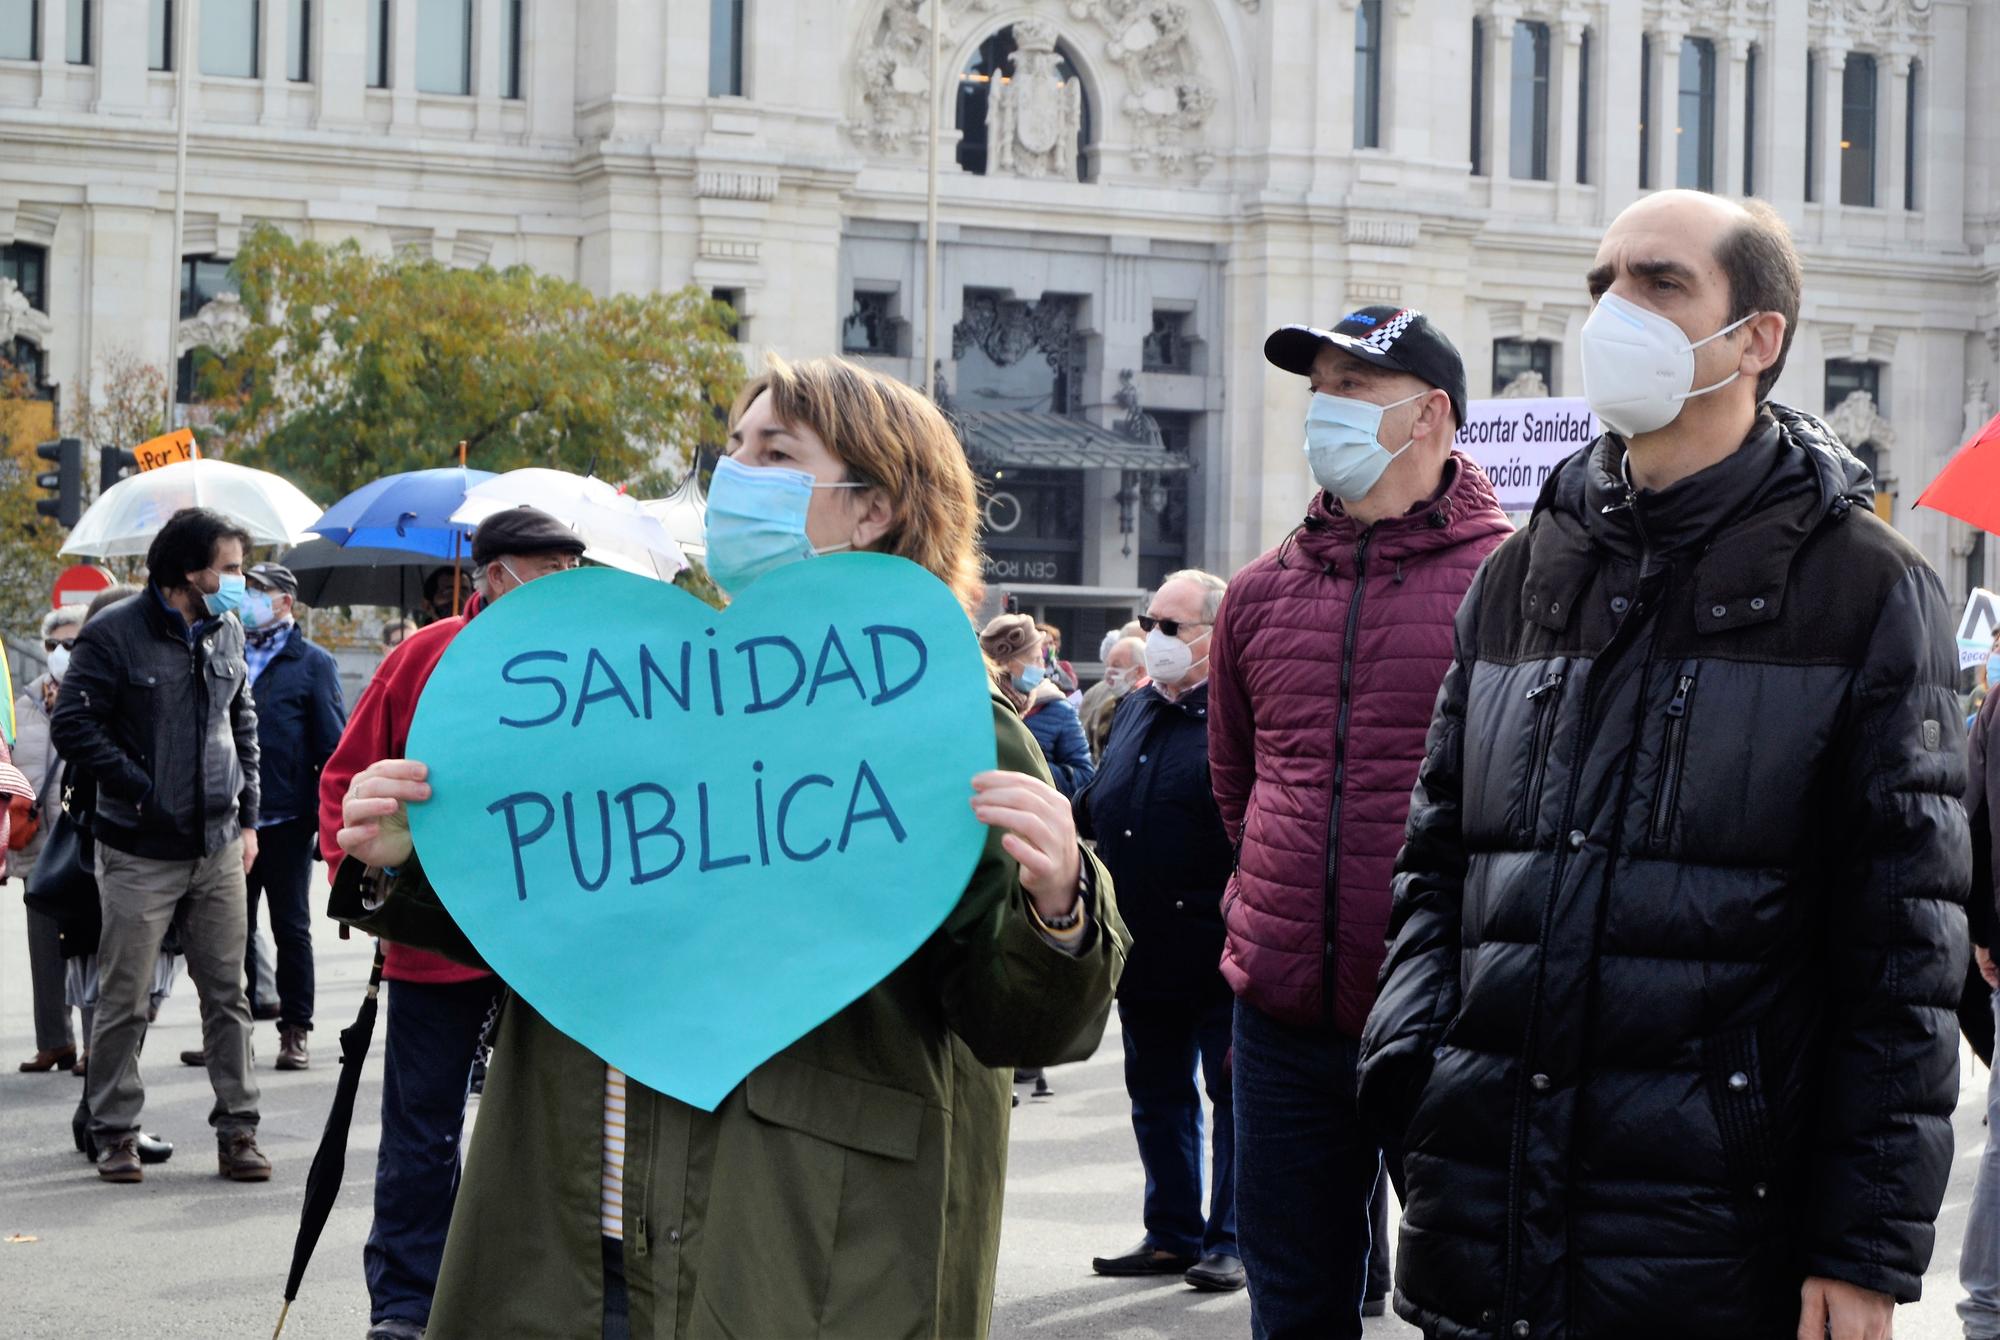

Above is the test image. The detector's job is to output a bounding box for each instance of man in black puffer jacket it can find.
[1359,191,1969,1340]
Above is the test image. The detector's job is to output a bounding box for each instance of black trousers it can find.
[244,817,317,1030]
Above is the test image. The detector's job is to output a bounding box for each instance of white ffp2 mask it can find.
[1579,292,1759,439]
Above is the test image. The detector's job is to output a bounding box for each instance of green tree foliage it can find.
[205,227,743,500]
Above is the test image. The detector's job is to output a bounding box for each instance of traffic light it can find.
[99,445,138,494]
[34,437,82,528]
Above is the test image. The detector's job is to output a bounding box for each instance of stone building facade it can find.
[1,0,1995,650]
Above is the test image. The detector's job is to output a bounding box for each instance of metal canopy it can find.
[955,410,1193,473]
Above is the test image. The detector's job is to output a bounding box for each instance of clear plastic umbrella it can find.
[63,458,323,558]
[451,468,687,581]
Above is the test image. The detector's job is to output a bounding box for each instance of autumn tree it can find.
[0,362,72,637]
[202,227,743,500]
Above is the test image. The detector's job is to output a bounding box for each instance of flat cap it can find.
[246,562,298,596]
[471,506,587,567]
[978,612,1042,664]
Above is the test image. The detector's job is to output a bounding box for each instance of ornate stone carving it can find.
[175,292,251,359]
[989,20,1084,178]
[848,0,1217,178]
[1806,0,1933,40]
[1966,379,1993,440]
[1826,389,1896,454]
[1345,215,1419,247]
[1498,371,1550,399]
[0,278,52,348]
[696,170,781,201]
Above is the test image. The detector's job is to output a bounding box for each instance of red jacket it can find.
[320,601,491,986]
[1208,455,1510,1034]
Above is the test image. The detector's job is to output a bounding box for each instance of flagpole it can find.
[923,0,941,399]
[164,0,196,428]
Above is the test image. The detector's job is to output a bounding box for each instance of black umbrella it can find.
[273,942,385,1339]
[280,538,460,611]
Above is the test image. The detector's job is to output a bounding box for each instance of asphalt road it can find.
[0,882,1989,1339]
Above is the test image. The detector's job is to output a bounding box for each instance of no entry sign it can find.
[52,563,114,610]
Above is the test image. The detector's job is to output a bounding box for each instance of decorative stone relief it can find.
[1345,215,1419,247]
[175,292,251,359]
[849,0,1218,178]
[0,278,52,347]
[1966,379,1992,440]
[1826,389,1896,453]
[989,20,1085,178]
[696,170,781,201]
[1806,0,1933,42]
[1498,371,1550,399]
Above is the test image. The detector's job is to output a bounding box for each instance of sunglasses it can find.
[44,637,76,652]
[1138,615,1208,639]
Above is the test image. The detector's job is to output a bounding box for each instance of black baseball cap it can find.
[471,505,587,567]
[1265,306,1468,428]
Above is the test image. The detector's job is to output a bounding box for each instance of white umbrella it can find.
[641,470,706,561]
[451,468,688,582]
[63,457,325,558]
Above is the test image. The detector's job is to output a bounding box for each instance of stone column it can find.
[259,0,288,123]
[1598,3,1643,212]
[314,0,364,128]
[93,0,149,115]
[474,0,502,136]
[1321,0,1357,164]
[1819,45,1847,211]
[1883,52,1911,213]
[1484,13,1513,190]
[1647,30,1680,192]
[1716,36,1749,198]
[1553,19,1583,205]
[390,0,418,130]
[36,0,64,106]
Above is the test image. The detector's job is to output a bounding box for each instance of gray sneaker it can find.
[365,1320,425,1340]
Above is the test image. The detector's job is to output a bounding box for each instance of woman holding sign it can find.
[331,355,1129,1340]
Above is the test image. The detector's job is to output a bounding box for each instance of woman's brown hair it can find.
[730,355,986,616]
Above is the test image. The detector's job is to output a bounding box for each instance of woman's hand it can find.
[338,759,431,870]
[970,770,1083,923]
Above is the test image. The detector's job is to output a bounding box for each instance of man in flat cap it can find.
[1206,309,1511,1336]
[236,561,346,1070]
[318,507,584,1340]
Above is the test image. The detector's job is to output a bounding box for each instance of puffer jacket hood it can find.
[1209,453,1513,1034]
[1358,404,1969,1337]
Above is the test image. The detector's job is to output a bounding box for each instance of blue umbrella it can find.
[308,466,498,559]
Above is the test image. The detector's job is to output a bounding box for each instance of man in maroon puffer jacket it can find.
[1208,307,1511,1339]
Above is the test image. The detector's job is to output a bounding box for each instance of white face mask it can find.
[1143,628,1205,686]
[1579,292,1759,439]
[46,646,70,680]
[1104,666,1137,698]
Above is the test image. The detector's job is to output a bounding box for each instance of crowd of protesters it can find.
[7,187,1995,1340]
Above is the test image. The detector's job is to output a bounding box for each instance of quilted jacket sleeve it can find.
[1805,563,1970,1301]
[1207,585,1253,845]
[1355,565,1484,1140]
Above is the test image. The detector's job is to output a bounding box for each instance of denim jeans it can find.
[244,818,317,1031]
[1963,986,2000,1338]
[365,977,500,1328]
[1119,997,1238,1257]
[1232,999,1392,1340]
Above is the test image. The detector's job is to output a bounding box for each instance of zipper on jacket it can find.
[1649,672,1698,847]
[1520,671,1565,842]
[1321,531,1373,1027]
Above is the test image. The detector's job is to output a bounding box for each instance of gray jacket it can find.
[50,588,259,860]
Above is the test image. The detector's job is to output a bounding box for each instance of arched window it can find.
[955,24,1092,181]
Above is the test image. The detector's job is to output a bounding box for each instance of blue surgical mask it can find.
[1303,389,1426,502]
[702,456,864,597]
[240,589,277,629]
[1013,664,1045,693]
[202,572,248,618]
[1987,653,2000,686]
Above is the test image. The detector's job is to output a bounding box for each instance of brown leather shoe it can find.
[97,1134,143,1183]
[70,1051,87,1077]
[218,1129,272,1182]
[19,1045,78,1073]
[276,1027,309,1071]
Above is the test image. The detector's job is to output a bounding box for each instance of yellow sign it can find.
[134,428,197,472]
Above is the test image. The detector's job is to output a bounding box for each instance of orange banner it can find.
[134,428,197,472]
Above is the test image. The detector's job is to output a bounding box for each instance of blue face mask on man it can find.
[702,456,866,597]
[202,572,248,619]
[241,589,279,629]
[1302,389,1427,502]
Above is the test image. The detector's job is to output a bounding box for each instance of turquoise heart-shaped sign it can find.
[404,556,995,1110]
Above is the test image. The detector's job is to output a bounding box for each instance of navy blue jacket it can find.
[1023,695,1095,800]
[250,624,347,829]
[1074,682,1233,1005]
